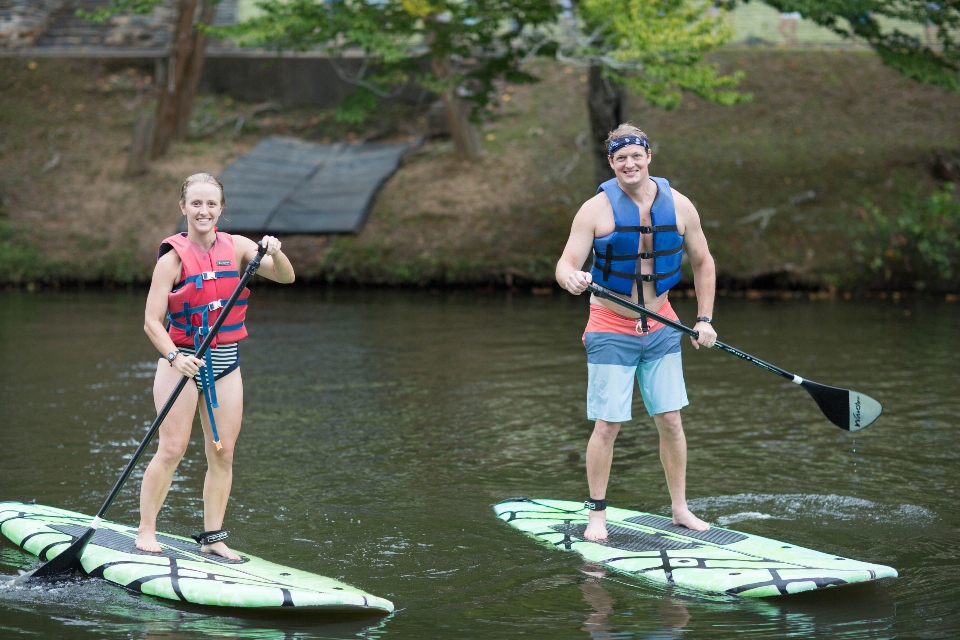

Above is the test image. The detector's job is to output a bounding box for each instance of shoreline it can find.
[2,53,958,293]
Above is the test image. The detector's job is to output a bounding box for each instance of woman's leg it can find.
[137,360,199,552]
[197,367,243,560]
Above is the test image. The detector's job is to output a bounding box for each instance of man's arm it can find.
[676,192,717,349]
[556,198,601,294]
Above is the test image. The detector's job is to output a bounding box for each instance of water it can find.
[1,288,957,638]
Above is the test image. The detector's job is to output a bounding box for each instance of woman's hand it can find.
[171,353,205,378]
[260,235,282,257]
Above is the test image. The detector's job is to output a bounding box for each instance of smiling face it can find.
[608,144,651,188]
[179,182,223,234]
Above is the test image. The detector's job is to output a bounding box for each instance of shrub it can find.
[852,184,960,291]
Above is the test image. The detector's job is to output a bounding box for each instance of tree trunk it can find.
[432,58,482,161]
[125,112,155,177]
[152,0,214,158]
[587,63,629,185]
[174,0,217,140]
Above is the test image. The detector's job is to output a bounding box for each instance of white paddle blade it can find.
[848,391,883,432]
[801,380,882,431]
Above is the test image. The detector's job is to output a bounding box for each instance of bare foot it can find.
[201,541,241,560]
[672,509,710,531]
[135,532,162,553]
[583,510,608,541]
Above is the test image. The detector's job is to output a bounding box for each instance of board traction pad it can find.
[48,524,247,565]
[0,502,393,612]
[495,498,897,598]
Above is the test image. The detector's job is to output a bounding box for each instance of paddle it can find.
[586,283,882,432]
[17,243,268,584]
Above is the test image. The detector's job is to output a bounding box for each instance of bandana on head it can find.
[607,135,650,157]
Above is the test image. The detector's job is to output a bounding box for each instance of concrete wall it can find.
[200,55,430,108]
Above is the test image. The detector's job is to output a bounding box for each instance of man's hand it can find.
[690,321,717,349]
[563,270,593,295]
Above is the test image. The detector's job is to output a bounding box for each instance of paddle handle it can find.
[93,244,268,521]
[585,283,798,384]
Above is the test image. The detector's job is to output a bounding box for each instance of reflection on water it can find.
[1,289,959,638]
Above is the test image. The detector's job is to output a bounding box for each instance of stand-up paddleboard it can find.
[1,502,393,613]
[494,498,896,597]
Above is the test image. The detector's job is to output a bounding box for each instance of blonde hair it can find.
[605,123,649,148]
[180,173,225,207]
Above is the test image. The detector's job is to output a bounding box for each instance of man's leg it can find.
[584,419,620,541]
[652,410,708,531]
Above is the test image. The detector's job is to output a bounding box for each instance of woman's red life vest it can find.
[160,232,249,349]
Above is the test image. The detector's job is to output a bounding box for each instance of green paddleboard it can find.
[0,501,393,613]
[494,498,897,597]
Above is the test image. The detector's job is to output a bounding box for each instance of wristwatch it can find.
[696,316,713,324]
[165,350,181,366]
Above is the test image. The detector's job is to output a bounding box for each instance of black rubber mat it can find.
[49,524,247,564]
[177,136,421,234]
[623,514,748,545]
[551,524,701,552]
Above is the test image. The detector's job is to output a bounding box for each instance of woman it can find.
[137,173,295,560]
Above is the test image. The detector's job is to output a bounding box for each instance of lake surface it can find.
[1,288,957,639]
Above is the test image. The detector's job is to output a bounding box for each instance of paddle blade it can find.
[17,527,94,583]
[800,380,883,431]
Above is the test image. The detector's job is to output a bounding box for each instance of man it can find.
[556,123,718,541]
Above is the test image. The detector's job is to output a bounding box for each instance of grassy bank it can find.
[1,52,958,291]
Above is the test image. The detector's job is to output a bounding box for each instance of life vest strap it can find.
[613,225,678,234]
[194,331,222,447]
[168,298,248,320]
[602,265,682,282]
[593,244,683,262]
[167,318,245,336]
[180,270,240,290]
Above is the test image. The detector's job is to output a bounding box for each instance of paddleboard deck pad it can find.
[0,502,393,612]
[494,498,896,597]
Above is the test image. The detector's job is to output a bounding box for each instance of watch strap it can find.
[696,316,713,324]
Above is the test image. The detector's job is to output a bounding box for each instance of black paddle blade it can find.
[17,527,95,583]
[800,380,882,431]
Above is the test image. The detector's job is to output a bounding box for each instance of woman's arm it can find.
[144,252,204,377]
[234,235,295,284]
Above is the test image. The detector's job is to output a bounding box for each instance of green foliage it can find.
[222,0,559,122]
[571,0,749,107]
[757,0,960,93]
[75,0,166,22]
[334,88,381,124]
[852,184,960,289]
[0,224,46,283]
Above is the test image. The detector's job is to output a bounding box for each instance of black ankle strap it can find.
[584,498,606,511]
[191,529,228,546]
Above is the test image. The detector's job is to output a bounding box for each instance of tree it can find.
[544,0,747,182]
[82,0,220,159]
[755,0,960,92]
[225,0,559,161]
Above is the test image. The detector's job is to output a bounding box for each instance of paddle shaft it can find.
[93,244,267,521]
[586,284,799,384]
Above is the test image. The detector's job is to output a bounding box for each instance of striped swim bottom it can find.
[178,343,240,389]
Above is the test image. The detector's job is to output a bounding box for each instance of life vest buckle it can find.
[201,271,217,281]
[207,300,223,311]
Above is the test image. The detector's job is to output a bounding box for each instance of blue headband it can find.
[607,135,650,156]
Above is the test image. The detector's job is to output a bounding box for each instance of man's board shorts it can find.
[583,302,688,422]
[176,343,240,390]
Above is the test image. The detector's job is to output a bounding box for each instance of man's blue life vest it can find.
[589,176,684,297]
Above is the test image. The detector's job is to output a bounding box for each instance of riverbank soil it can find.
[1,51,958,289]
